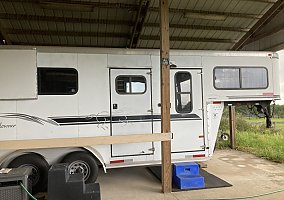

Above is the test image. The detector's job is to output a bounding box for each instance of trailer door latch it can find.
[148,147,155,152]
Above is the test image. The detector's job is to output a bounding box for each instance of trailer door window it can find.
[214,67,268,89]
[116,76,146,94]
[175,72,192,113]
[38,68,78,95]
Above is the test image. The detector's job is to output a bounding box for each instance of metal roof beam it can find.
[145,23,249,32]
[4,0,138,10]
[5,29,130,38]
[149,8,262,19]
[0,13,133,26]
[129,0,150,48]
[0,13,249,33]
[12,41,125,48]
[5,28,236,44]
[246,24,284,43]
[140,35,237,43]
[129,0,144,48]
[3,1,262,19]
[238,0,277,3]
[231,0,284,50]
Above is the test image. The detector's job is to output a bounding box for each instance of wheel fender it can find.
[0,150,46,167]
[82,146,107,173]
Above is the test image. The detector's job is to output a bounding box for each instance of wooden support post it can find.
[160,0,172,193]
[229,105,236,149]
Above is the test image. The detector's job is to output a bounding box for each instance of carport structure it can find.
[0,0,283,51]
[0,0,283,194]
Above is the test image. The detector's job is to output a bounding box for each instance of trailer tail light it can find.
[213,101,221,104]
[263,92,274,96]
[110,160,124,164]
[193,154,205,158]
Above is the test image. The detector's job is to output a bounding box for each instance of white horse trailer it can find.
[0,46,280,193]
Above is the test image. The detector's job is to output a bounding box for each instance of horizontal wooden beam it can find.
[0,133,171,150]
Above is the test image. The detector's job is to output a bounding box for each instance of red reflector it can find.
[213,101,221,104]
[263,92,274,96]
[199,135,204,138]
[193,154,205,158]
[110,160,124,164]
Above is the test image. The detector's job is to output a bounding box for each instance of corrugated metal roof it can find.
[0,0,281,50]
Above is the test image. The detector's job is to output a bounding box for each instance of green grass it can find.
[246,117,284,123]
[236,130,284,163]
[217,117,284,163]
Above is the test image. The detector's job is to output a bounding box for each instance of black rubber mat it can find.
[147,165,232,192]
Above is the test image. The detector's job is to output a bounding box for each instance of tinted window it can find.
[214,67,268,89]
[38,68,78,95]
[175,72,192,113]
[116,76,146,94]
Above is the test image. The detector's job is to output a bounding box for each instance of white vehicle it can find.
[0,46,280,193]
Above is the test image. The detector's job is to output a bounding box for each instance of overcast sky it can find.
[277,49,284,105]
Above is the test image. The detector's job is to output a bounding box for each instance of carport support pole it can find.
[160,0,172,193]
[229,105,236,149]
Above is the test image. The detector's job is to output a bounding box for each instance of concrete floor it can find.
[98,150,284,200]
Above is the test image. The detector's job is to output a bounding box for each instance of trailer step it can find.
[173,162,200,176]
[173,162,205,189]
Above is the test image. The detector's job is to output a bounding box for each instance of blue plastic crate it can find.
[173,174,205,189]
[173,162,200,176]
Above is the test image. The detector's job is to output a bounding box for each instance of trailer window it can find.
[38,68,78,95]
[116,76,146,94]
[241,68,268,89]
[214,68,240,89]
[214,67,268,89]
[175,72,192,113]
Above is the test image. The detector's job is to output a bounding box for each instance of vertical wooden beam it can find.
[229,105,236,149]
[160,0,172,193]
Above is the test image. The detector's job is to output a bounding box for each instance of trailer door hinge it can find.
[147,109,153,112]
[148,147,155,152]
[146,72,152,75]
[197,72,203,75]
[200,145,206,149]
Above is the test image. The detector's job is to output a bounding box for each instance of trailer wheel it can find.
[61,151,99,183]
[220,133,230,141]
[8,153,49,194]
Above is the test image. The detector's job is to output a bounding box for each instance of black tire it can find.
[8,153,49,194]
[61,151,99,183]
[221,133,230,141]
